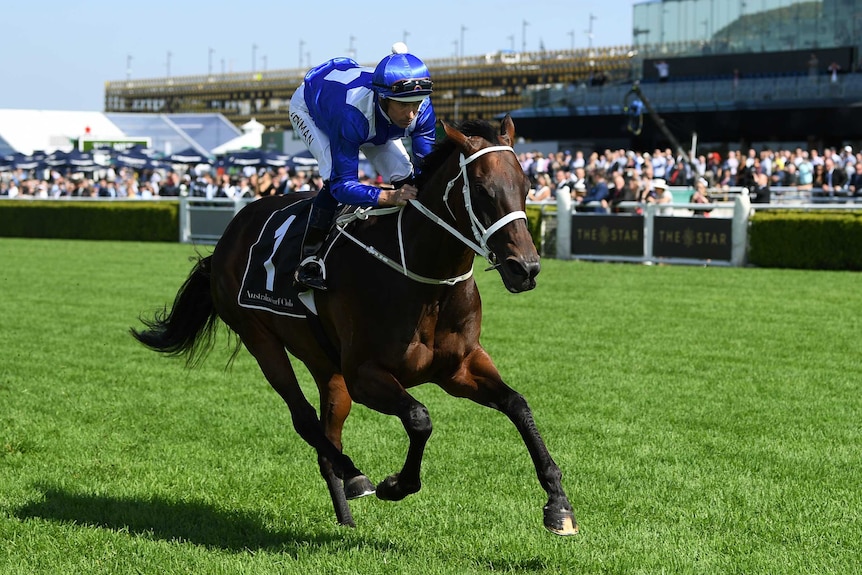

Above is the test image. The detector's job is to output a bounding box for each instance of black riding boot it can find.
[294,205,335,291]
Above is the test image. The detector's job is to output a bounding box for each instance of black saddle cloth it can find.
[238,199,314,317]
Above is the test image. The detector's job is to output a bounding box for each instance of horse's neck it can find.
[403,152,477,276]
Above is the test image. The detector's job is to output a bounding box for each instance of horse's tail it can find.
[131,254,219,366]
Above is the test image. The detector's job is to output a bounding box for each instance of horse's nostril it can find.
[505,257,540,280]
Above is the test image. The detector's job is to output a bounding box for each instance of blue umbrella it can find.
[225,149,287,168]
[65,149,99,172]
[0,154,13,171]
[168,147,211,165]
[9,153,42,171]
[43,150,70,168]
[286,149,319,171]
[113,148,162,170]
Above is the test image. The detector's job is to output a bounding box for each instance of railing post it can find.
[555,187,572,259]
[179,196,189,243]
[731,194,751,267]
[644,203,656,264]
[234,198,249,217]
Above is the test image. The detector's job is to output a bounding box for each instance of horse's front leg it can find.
[348,362,432,501]
[438,348,578,536]
[314,371,377,503]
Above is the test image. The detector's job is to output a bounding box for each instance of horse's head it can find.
[440,115,540,293]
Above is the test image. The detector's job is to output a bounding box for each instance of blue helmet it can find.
[372,51,433,102]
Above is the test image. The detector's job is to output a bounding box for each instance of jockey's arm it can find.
[409,104,437,176]
[328,115,385,206]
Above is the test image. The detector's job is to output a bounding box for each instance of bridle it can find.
[333,145,527,285]
[410,145,527,264]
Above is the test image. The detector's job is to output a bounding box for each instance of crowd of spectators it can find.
[0,163,327,200]
[3,145,862,208]
[518,144,862,212]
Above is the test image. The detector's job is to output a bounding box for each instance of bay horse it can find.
[132,115,578,536]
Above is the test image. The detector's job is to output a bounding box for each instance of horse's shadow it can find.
[15,484,387,553]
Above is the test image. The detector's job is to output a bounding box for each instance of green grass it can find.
[1,237,860,574]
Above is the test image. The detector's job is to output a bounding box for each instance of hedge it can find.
[525,204,546,248]
[748,210,862,270]
[0,201,179,242]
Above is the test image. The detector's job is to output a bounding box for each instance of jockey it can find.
[289,43,437,291]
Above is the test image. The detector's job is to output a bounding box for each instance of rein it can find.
[333,145,526,285]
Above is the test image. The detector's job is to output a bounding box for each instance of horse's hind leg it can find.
[317,453,354,526]
[241,332,366,526]
[438,348,578,536]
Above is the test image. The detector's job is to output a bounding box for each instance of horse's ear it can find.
[442,120,480,154]
[442,120,467,147]
[500,114,516,145]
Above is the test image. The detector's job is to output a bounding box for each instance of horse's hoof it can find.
[375,474,417,501]
[375,475,403,501]
[543,505,579,536]
[344,475,376,500]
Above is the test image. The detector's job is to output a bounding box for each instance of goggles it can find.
[383,78,433,94]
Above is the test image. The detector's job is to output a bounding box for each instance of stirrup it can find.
[294,256,328,291]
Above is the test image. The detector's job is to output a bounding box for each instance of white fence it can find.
[552,191,750,266]
[178,197,254,244]
[547,187,862,266]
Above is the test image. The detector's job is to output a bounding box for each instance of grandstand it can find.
[103,45,636,131]
[103,0,862,149]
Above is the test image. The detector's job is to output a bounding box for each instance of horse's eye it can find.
[476,183,496,199]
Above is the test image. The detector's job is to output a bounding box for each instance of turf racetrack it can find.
[1,238,859,574]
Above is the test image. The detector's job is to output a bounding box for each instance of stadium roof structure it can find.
[0,110,241,157]
[106,113,241,157]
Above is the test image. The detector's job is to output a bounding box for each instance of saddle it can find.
[238,200,371,317]
[239,198,396,317]
[238,199,316,317]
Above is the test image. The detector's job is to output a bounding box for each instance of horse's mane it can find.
[416,119,499,187]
